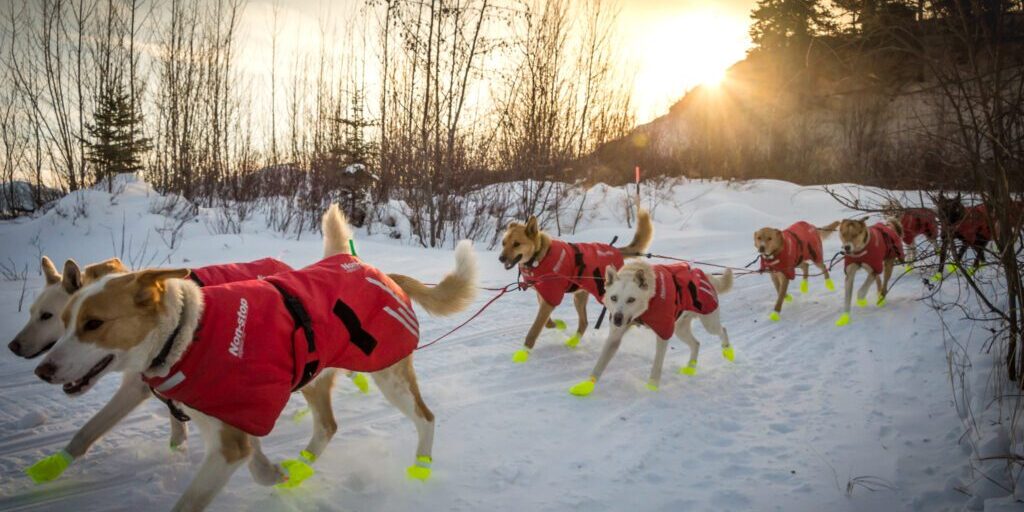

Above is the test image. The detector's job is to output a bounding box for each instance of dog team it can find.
[4,192,991,510]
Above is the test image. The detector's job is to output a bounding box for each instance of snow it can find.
[0,174,1003,510]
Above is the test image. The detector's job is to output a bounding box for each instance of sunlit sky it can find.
[234,0,756,126]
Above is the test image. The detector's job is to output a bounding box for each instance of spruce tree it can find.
[86,79,151,191]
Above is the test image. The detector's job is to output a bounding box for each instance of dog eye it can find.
[40,312,53,321]
[609,295,618,302]
[626,297,636,304]
[513,242,520,248]
[84,319,104,332]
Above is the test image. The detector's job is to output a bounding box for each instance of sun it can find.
[630,8,751,121]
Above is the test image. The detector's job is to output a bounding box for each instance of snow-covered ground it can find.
[0,177,996,510]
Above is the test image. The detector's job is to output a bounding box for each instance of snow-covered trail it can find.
[0,179,972,510]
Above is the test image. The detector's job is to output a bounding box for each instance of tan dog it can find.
[498,210,653,362]
[34,207,478,511]
[753,221,839,321]
[835,217,905,326]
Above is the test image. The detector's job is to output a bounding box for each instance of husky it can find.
[498,210,653,362]
[934,192,992,279]
[34,205,478,511]
[568,259,733,396]
[835,217,905,326]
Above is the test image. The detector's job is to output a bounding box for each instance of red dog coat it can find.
[899,209,938,246]
[638,263,719,340]
[144,254,418,436]
[956,205,991,245]
[520,240,624,306]
[843,223,905,275]
[189,258,292,287]
[759,221,823,280]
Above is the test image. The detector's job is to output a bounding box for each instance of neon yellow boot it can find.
[646,381,659,392]
[876,296,886,307]
[26,450,72,483]
[550,319,567,331]
[512,348,530,363]
[835,312,850,327]
[722,346,735,362]
[680,360,698,376]
[407,456,433,480]
[570,377,596,396]
[825,278,835,291]
[800,280,809,294]
[769,311,780,322]
[946,263,958,274]
[856,298,868,308]
[564,333,581,348]
[277,450,317,489]
[785,294,794,303]
[350,372,370,394]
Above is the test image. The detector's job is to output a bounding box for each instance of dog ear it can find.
[41,256,61,285]
[133,268,190,306]
[84,258,128,282]
[857,215,870,224]
[605,265,617,287]
[62,260,83,294]
[633,270,648,290]
[525,216,539,237]
[507,221,523,231]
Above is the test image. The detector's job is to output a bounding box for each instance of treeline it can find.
[0,0,634,244]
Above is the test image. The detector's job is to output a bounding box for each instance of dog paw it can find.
[564,333,581,348]
[876,297,886,307]
[945,263,958,274]
[569,378,596,396]
[785,294,794,303]
[277,454,316,489]
[722,346,735,362]
[824,278,835,291]
[800,280,809,294]
[835,313,850,327]
[350,372,370,394]
[25,450,72,484]
[549,319,567,331]
[646,382,659,392]
[679,362,697,376]
[407,456,432,480]
[856,298,868,308]
[512,349,530,363]
[768,311,780,322]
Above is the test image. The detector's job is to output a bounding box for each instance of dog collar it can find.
[148,308,186,371]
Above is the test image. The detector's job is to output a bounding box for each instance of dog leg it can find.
[675,314,701,376]
[770,274,790,321]
[274,369,339,489]
[540,292,562,330]
[647,337,669,391]
[372,357,435,480]
[565,290,588,348]
[816,261,834,290]
[26,373,152,483]
[879,260,894,306]
[514,298,556,362]
[169,418,188,451]
[172,413,249,512]
[247,437,288,486]
[700,309,733,362]
[570,327,627,396]
[856,269,876,308]
[837,264,858,326]
[799,262,810,294]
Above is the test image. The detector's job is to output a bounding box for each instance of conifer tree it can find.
[86,79,151,191]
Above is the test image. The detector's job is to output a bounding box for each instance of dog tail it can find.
[620,208,654,257]
[389,240,479,317]
[709,268,733,295]
[817,221,840,241]
[322,204,353,258]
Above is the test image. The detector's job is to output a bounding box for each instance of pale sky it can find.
[232,0,757,127]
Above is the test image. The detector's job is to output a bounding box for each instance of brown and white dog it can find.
[34,206,478,511]
[753,221,838,321]
[835,217,905,326]
[498,211,653,362]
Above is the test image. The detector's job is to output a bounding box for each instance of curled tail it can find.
[389,240,479,317]
[322,204,353,258]
[620,208,654,258]
[817,221,840,241]
[710,268,734,295]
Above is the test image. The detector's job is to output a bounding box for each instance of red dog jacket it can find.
[843,223,905,275]
[759,221,823,280]
[956,205,991,245]
[144,254,418,436]
[189,258,292,287]
[638,263,719,340]
[900,209,938,245]
[520,240,624,306]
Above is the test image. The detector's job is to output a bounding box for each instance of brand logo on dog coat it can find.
[229,298,248,358]
[340,262,362,273]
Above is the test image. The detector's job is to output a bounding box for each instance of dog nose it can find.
[498,255,506,263]
[35,362,57,382]
[8,339,21,355]
[612,313,624,326]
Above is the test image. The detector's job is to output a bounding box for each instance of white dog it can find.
[570,260,733,396]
